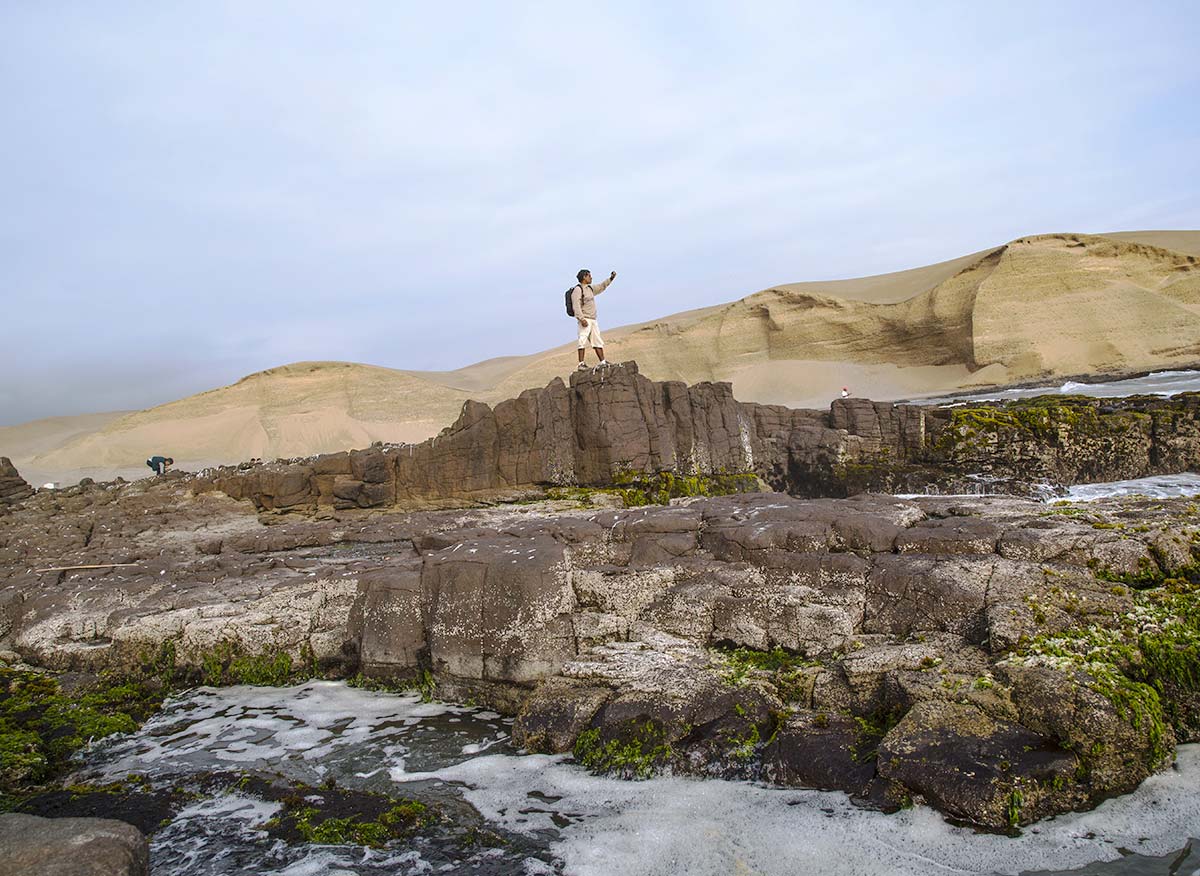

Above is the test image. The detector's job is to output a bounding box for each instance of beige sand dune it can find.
[11,230,1200,484]
[0,411,130,462]
[19,362,472,483]
[441,231,1200,404]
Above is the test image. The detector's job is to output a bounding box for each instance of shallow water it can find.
[74,682,1200,876]
[914,369,1200,405]
[1065,473,1200,502]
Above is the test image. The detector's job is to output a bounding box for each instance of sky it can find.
[2,1,1199,425]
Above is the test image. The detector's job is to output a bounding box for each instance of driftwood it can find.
[34,563,141,573]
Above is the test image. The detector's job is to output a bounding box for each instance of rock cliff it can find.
[188,362,1200,510]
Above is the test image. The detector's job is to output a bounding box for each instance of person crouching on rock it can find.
[146,456,173,475]
[571,268,616,370]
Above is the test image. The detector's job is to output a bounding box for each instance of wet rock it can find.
[348,561,426,678]
[513,676,615,753]
[423,532,575,686]
[762,710,878,796]
[864,555,993,640]
[876,701,1081,830]
[3,460,1199,831]
[1001,663,1174,798]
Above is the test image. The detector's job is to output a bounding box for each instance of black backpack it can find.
[565,284,580,317]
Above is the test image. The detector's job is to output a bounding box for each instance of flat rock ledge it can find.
[0,812,148,876]
[1,460,1199,831]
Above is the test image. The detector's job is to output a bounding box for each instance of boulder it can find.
[1001,663,1174,797]
[0,812,148,876]
[876,701,1081,830]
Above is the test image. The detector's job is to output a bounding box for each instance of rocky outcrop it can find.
[0,457,33,508]
[2,368,1198,831]
[0,812,149,876]
[191,363,781,512]
[187,364,1200,511]
[2,470,1198,830]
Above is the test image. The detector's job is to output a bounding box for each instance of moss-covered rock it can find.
[0,668,163,801]
[611,469,762,507]
[267,787,436,848]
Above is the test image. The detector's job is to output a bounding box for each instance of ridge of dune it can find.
[1100,230,1200,257]
[11,230,1200,482]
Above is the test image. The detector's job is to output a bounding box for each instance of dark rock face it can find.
[0,812,149,876]
[0,457,34,507]
[876,701,1083,827]
[187,364,1200,511]
[762,710,879,797]
[194,363,782,511]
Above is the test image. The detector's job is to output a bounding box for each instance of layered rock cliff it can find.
[189,362,1200,510]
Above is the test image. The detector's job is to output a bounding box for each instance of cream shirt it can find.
[570,276,612,321]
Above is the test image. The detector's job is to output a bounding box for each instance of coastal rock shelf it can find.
[184,362,1200,510]
[1,458,1198,830]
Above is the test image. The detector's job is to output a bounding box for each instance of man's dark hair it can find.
[576,269,589,282]
[166,458,174,464]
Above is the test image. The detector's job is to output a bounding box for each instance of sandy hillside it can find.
[422,231,1200,407]
[16,363,473,484]
[11,230,1200,483]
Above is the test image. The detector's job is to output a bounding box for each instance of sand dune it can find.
[9,230,1200,483]
[15,363,472,484]
[436,231,1200,405]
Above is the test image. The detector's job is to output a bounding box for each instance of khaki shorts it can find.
[577,318,604,349]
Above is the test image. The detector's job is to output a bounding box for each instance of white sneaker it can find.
[576,362,588,371]
[598,360,609,367]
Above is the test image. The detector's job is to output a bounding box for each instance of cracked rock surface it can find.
[3,466,1200,830]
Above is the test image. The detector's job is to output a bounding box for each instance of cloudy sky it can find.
[2,1,1198,425]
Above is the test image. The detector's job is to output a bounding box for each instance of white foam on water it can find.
[393,748,1200,876]
[1065,473,1200,501]
[77,683,1200,874]
[275,861,359,876]
[82,680,476,782]
[923,369,1200,405]
[899,473,1200,502]
[173,792,282,824]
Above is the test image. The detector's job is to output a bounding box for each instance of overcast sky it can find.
[2,1,1198,425]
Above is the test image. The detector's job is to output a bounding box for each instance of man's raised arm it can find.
[594,270,616,294]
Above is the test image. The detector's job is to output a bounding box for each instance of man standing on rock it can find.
[571,269,616,370]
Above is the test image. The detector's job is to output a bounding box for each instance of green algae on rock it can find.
[573,721,674,780]
[0,668,162,804]
[269,792,436,848]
